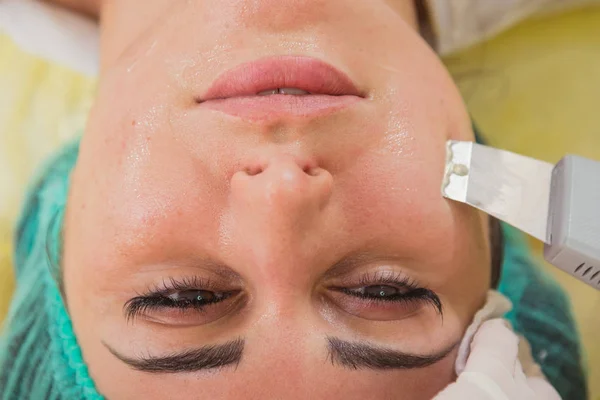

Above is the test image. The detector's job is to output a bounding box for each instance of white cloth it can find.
[426,0,600,55]
[0,0,99,76]
[437,290,562,400]
[455,290,513,375]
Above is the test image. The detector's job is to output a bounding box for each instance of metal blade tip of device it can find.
[442,140,554,243]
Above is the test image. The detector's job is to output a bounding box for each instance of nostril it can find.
[304,166,320,176]
[245,166,264,176]
[240,157,322,177]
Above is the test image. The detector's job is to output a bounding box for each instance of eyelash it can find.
[333,272,443,314]
[124,277,236,321]
[125,273,442,321]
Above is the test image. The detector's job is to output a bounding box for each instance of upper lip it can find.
[198,56,364,102]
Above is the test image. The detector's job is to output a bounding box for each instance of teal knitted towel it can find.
[0,141,103,400]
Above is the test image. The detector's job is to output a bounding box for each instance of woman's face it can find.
[63,0,491,398]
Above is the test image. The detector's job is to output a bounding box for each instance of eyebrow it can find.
[104,338,244,373]
[104,336,457,374]
[327,337,458,370]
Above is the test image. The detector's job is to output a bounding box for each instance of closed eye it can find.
[124,277,243,325]
[336,285,442,314]
[326,273,443,321]
[124,289,237,321]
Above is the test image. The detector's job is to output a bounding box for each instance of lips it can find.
[197,56,364,120]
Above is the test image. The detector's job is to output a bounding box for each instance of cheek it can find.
[357,56,484,257]
[343,40,476,255]
[342,148,490,323]
[344,127,452,254]
[75,93,223,261]
[338,95,490,318]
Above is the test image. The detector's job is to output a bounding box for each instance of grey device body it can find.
[545,156,600,289]
[443,141,600,291]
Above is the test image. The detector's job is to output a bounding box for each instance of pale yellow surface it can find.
[0,6,599,398]
[0,34,95,321]
[444,5,600,399]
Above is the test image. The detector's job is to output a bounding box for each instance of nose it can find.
[230,154,333,223]
[225,155,333,263]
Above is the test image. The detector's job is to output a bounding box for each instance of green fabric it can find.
[0,141,103,400]
[499,225,588,400]
[0,139,587,399]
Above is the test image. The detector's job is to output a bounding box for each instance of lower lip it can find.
[198,94,361,121]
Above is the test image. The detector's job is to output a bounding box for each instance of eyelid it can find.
[124,276,242,322]
[326,271,444,316]
[326,270,421,295]
[329,269,417,287]
[143,276,223,296]
[338,286,443,315]
[123,290,244,325]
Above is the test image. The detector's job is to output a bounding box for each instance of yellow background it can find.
[1,5,599,398]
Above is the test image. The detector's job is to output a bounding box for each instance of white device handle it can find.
[544,155,600,290]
